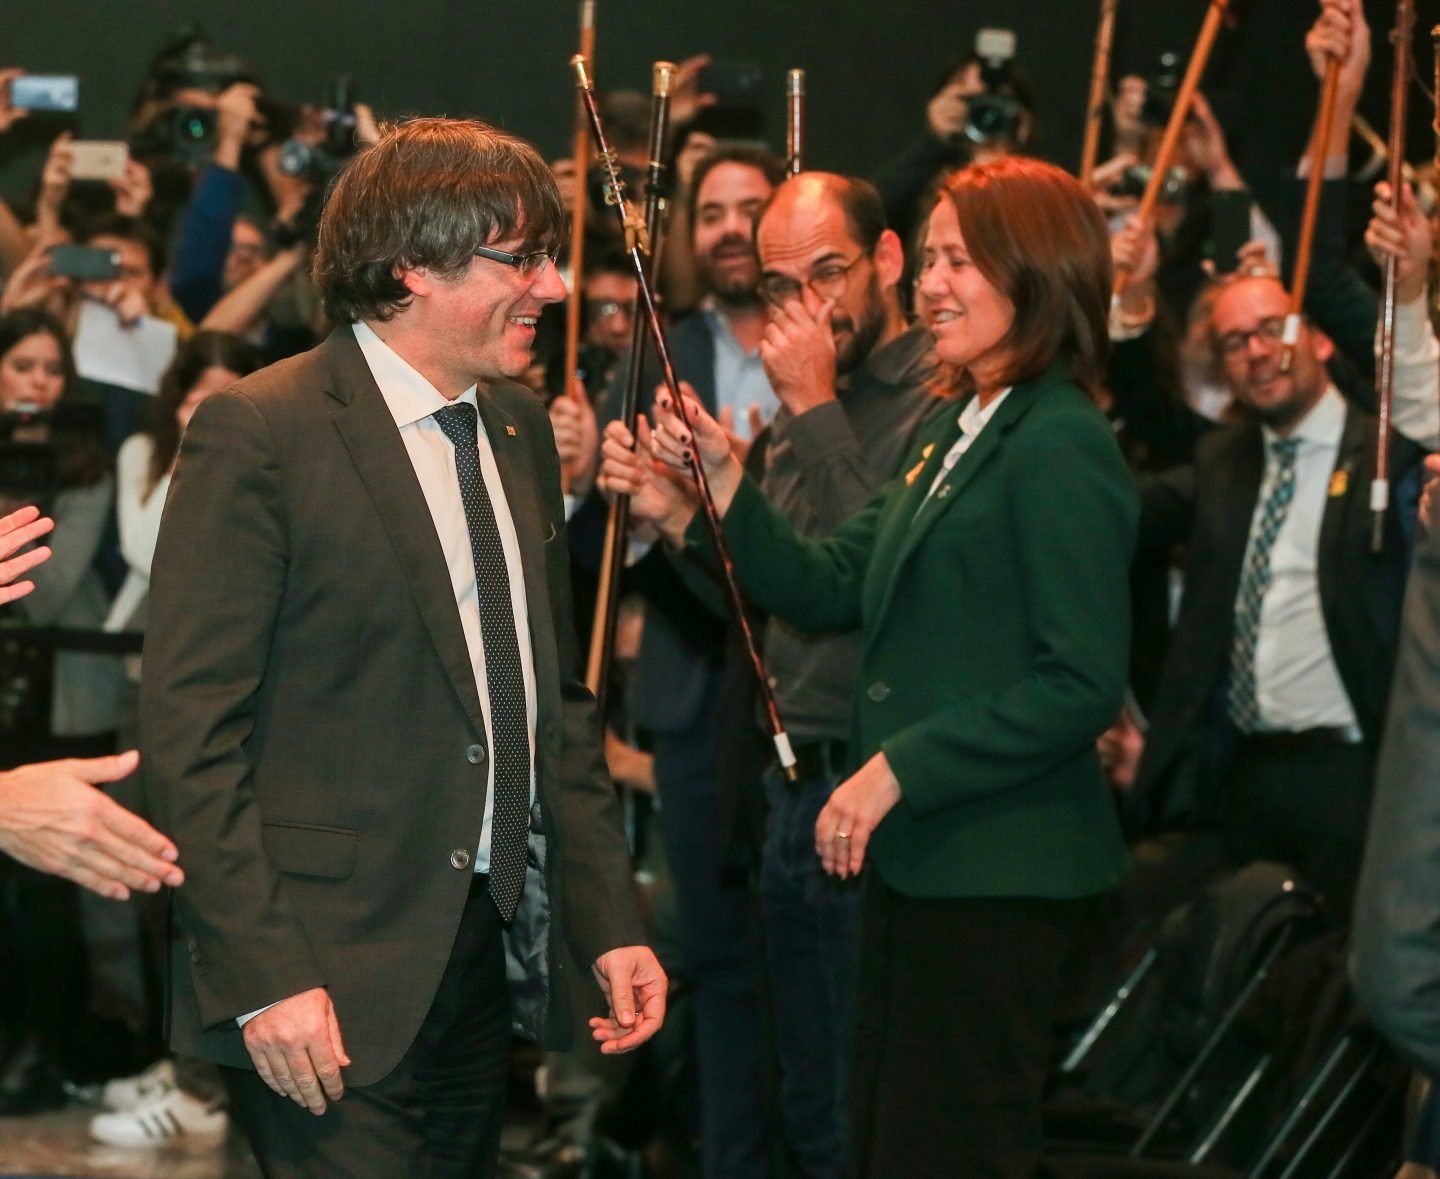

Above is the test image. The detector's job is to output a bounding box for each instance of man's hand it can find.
[669,55,717,132]
[0,750,185,900]
[96,280,150,327]
[242,987,351,1114]
[1306,0,1370,97]
[598,415,699,545]
[588,946,666,1055]
[1365,181,1433,306]
[759,297,838,416]
[814,751,902,879]
[1420,454,1440,532]
[0,69,28,134]
[926,78,970,143]
[1182,92,1242,191]
[108,159,154,219]
[551,385,599,497]
[215,83,261,171]
[1,236,70,317]
[0,503,54,604]
[1111,215,1160,297]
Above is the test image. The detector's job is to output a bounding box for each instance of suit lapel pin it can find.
[1328,468,1348,498]
[937,485,952,499]
[505,425,518,437]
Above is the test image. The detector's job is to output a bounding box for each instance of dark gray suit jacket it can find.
[141,326,644,1086]
[1352,518,1440,1080]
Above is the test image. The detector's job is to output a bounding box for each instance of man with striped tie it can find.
[1130,268,1427,920]
[141,117,664,1177]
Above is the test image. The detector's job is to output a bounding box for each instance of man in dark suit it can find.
[141,118,664,1177]
[1133,270,1425,916]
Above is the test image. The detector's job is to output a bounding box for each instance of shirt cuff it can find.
[563,493,582,521]
[237,1001,279,1028]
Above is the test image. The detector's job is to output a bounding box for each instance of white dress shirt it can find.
[1246,385,1359,732]
[922,387,1012,506]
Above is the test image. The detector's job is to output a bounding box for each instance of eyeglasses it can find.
[473,245,561,279]
[587,299,633,322]
[1217,316,1288,357]
[757,255,865,308]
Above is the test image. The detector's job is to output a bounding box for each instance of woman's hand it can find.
[814,751,902,879]
[647,382,747,518]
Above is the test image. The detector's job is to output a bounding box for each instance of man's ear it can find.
[1308,323,1335,366]
[873,228,906,293]
[398,266,433,300]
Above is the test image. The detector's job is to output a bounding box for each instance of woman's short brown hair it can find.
[936,157,1112,399]
[313,117,566,324]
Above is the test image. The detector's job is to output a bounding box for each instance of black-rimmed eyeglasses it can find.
[473,245,561,279]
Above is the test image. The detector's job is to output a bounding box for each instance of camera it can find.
[0,403,100,500]
[963,29,1026,148]
[1114,162,1190,205]
[276,77,359,185]
[1139,52,1183,129]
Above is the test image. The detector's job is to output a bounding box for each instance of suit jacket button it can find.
[466,744,486,765]
[450,848,472,870]
[867,681,890,702]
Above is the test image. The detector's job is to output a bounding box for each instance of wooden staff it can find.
[573,55,799,779]
[560,0,596,495]
[1112,0,1229,299]
[1373,0,1417,553]
[1280,59,1343,374]
[585,61,675,715]
[1080,0,1118,187]
[786,69,805,175]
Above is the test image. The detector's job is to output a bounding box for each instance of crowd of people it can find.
[4,0,1440,1175]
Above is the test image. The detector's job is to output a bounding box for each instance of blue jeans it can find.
[760,762,863,1179]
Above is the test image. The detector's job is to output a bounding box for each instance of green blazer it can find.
[692,365,1137,899]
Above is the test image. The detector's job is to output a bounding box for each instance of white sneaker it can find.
[99,1058,178,1112]
[89,1087,228,1147]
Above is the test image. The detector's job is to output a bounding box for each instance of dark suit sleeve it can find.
[884,409,1138,815]
[1351,522,1440,1080]
[140,390,325,1028]
[524,399,647,968]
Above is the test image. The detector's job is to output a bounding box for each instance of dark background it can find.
[3,1,1439,204]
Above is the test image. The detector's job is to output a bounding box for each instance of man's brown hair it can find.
[313,117,565,324]
[936,156,1112,398]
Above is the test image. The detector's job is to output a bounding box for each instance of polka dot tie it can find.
[434,402,531,921]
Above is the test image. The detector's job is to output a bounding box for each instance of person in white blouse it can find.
[105,331,262,635]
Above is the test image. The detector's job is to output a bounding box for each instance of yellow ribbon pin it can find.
[1328,469,1348,498]
[904,442,937,486]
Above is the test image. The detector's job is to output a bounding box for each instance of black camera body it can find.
[0,402,104,501]
[964,29,1026,148]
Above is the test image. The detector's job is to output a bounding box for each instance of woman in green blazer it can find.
[602,157,1136,1178]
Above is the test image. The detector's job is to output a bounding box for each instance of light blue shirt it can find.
[700,298,778,439]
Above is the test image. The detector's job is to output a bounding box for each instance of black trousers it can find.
[222,873,511,1178]
[1221,738,1375,920]
[847,877,1092,1179]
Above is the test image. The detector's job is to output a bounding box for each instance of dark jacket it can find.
[692,366,1137,899]
[141,327,643,1084]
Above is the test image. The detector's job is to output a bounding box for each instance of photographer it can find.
[0,309,121,759]
[872,43,1036,254]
